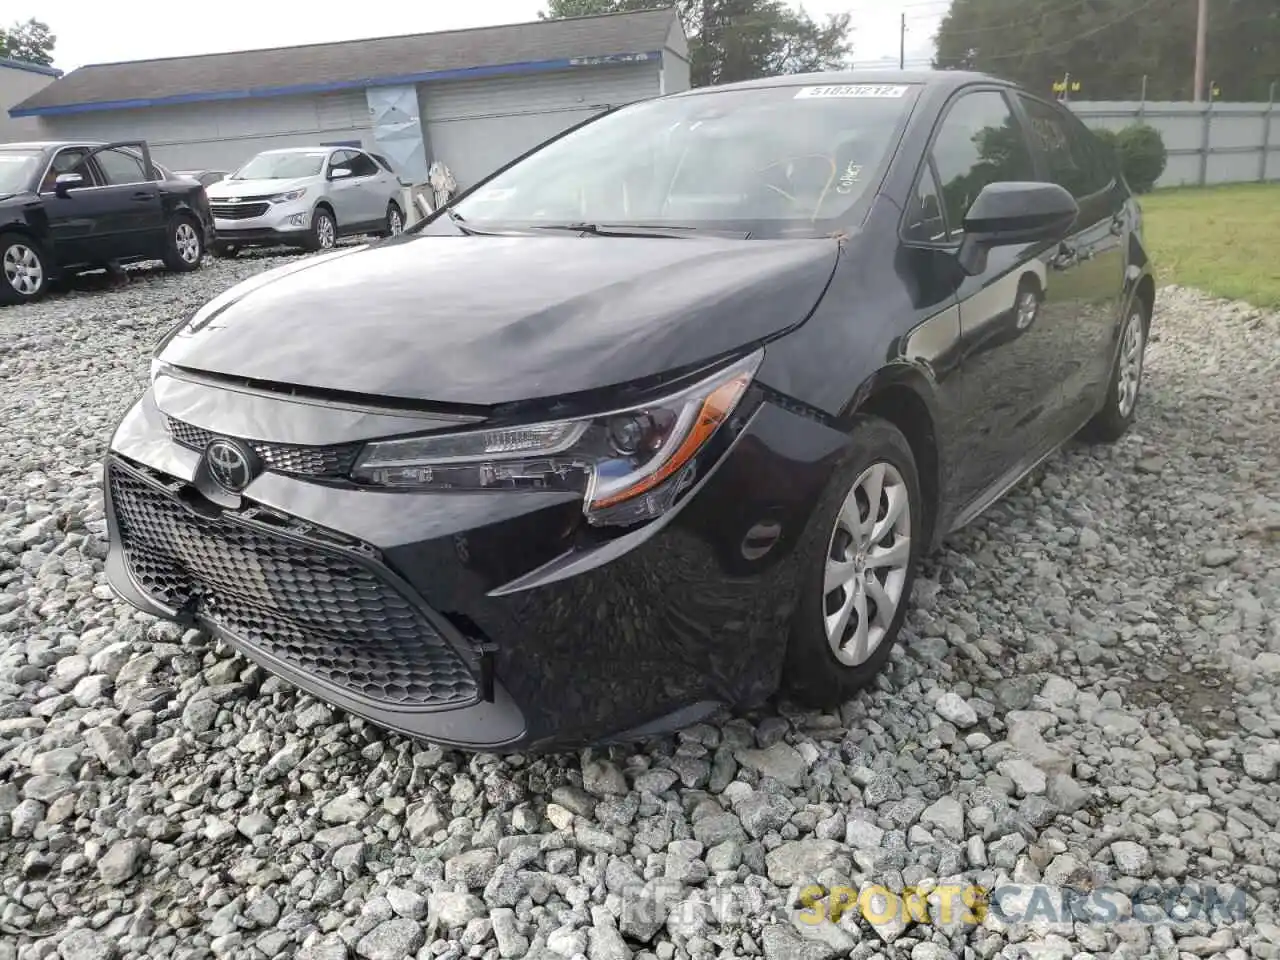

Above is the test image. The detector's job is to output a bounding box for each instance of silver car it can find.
[205,146,406,256]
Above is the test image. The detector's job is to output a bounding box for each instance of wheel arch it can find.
[847,365,943,548]
[1134,272,1155,327]
[0,223,46,250]
[165,203,202,228]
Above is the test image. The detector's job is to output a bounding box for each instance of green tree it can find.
[541,0,852,87]
[0,18,56,68]
[934,0,1279,101]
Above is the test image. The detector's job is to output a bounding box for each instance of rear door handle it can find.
[131,190,156,201]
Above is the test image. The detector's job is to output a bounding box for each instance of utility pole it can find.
[1193,0,1208,102]
[899,12,906,69]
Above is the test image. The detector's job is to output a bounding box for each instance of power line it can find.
[977,0,1174,61]
[916,0,1104,39]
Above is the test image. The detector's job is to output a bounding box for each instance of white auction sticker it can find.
[795,84,909,99]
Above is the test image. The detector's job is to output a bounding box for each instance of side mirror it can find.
[54,172,86,198]
[329,166,353,181]
[956,181,1078,276]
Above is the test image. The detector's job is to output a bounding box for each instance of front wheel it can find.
[1079,298,1149,443]
[305,208,337,252]
[0,234,50,305]
[783,416,923,708]
[162,216,204,271]
[383,202,405,238]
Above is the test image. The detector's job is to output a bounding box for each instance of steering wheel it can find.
[756,155,838,217]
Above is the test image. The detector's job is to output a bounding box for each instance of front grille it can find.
[166,417,364,479]
[109,459,478,709]
[211,202,270,220]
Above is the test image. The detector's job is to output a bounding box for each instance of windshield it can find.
[452,82,919,234]
[0,150,42,195]
[231,151,328,180]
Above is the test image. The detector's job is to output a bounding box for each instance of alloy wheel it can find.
[1015,288,1038,330]
[389,209,403,235]
[3,243,43,296]
[318,215,336,249]
[823,462,912,667]
[175,222,201,263]
[1116,309,1145,417]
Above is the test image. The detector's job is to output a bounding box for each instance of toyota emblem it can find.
[204,438,258,492]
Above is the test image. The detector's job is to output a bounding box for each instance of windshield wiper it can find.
[444,207,483,236]
[533,222,701,239]
[534,222,752,240]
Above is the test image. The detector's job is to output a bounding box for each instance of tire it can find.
[382,202,405,238]
[162,215,204,272]
[783,416,924,708]
[1079,297,1149,443]
[211,242,240,259]
[0,233,50,305]
[304,207,337,252]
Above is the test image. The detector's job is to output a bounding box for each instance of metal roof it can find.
[11,7,680,118]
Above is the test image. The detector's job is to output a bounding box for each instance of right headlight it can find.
[350,349,763,526]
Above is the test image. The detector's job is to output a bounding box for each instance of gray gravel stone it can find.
[57,929,116,960]
[934,692,978,727]
[355,918,424,960]
[97,839,145,885]
[735,741,807,786]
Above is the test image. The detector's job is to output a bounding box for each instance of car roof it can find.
[258,146,340,154]
[0,140,107,150]
[668,68,1013,97]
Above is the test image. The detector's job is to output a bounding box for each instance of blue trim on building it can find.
[0,56,63,78]
[10,50,661,117]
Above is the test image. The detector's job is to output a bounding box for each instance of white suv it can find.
[206,146,406,257]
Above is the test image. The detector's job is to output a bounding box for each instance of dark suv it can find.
[0,140,214,304]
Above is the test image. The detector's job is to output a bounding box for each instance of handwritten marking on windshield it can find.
[836,163,864,194]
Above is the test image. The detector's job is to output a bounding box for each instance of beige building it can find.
[9,9,689,190]
[0,56,61,141]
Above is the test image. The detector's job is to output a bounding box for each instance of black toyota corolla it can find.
[104,70,1154,751]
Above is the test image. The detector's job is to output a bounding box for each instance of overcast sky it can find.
[9,0,946,75]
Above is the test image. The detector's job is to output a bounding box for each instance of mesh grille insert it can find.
[109,459,478,709]
[166,416,364,479]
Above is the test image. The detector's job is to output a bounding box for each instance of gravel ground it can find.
[1,256,1278,960]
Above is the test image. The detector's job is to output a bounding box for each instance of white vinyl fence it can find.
[1068,96,1280,189]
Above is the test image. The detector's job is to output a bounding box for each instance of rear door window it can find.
[1017,95,1112,199]
[94,148,147,186]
